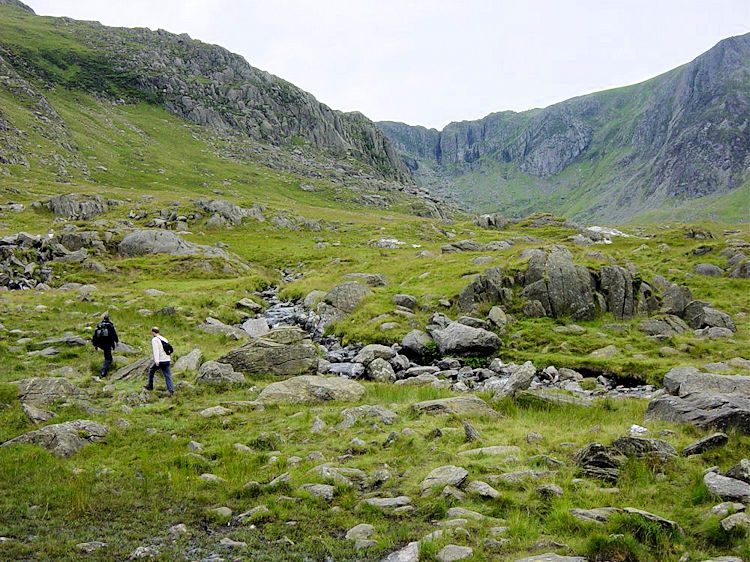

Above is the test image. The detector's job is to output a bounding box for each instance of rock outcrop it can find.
[217,327,318,376]
[256,375,365,404]
[1,420,108,457]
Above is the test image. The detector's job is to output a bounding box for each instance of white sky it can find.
[28,0,750,130]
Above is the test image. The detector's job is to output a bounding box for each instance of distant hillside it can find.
[379,34,750,223]
[0,0,412,185]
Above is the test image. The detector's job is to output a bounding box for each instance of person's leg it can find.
[101,347,113,376]
[144,362,156,390]
[162,362,174,395]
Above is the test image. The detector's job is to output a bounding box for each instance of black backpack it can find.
[92,322,110,347]
[161,339,174,355]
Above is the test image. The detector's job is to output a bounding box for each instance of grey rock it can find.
[599,265,635,319]
[338,405,397,429]
[381,541,419,562]
[173,348,202,373]
[703,471,750,501]
[458,266,510,312]
[719,512,750,532]
[638,315,690,337]
[725,459,750,484]
[200,406,232,418]
[47,193,112,220]
[367,357,396,382]
[22,403,56,424]
[695,263,723,276]
[195,361,245,384]
[493,361,536,398]
[660,284,693,316]
[437,545,473,562]
[1,419,108,457]
[400,330,433,358]
[623,507,683,533]
[682,433,729,456]
[324,281,371,313]
[646,393,750,433]
[354,344,396,365]
[393,294,418,310]
[465,480,500,498]
[199,317,249,340]
[663,367,750,396]
[241,317,270,338]
[361,496,411,509]
[411,396,500,418]
[420,465,469,492]
[458,445,521,458]
[611,436,677,459]
[521,249,597,320]
[569,507,623,524]
[300,483,335,502]
[573,442,623,482]
[346,523,375,541]
[217,327,318,376]
[431,322,501,355]
[13,377,84,406]
[256,375,365,404]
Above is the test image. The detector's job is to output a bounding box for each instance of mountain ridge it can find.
[378,33,750,223]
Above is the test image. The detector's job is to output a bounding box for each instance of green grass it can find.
[0,6,749,559]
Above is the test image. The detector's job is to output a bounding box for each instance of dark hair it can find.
[151,327,160,333]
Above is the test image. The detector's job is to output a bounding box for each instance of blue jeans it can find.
[147,361,173,394]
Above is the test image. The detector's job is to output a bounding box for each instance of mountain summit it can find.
[379,34,750,222]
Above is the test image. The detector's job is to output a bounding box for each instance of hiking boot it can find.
[143,385,153,391]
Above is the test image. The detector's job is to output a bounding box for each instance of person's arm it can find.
[111,324,119,344]
[151,337,160,365]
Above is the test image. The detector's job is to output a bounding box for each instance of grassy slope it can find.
[0,6,749,560]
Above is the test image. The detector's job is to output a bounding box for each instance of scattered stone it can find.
[128,546,160,559]
[219,537,247,548]
[466,480,500,498]
[346,523,375,541]
[13,377,85,407]
[21,403,55,424]
[411,396,500,418]
[719,512,750,532]
[420,465,469,492]
[300,483,335,502]
[437,545,473,561]
[458,445,521,458]
[682,433,728,456]
[200,406,232,418]
[200,474,226,484]
[725,459,750,484]
[76,541,107,553]
[195,361,245,384]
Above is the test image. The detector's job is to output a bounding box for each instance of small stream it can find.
[257,286,662,401]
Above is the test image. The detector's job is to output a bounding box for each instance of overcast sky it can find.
[29,0,750,130]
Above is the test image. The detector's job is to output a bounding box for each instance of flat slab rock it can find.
[410,396,499,418]
[420,465,469,492]
[257,375,365,404]
[13,377,85,406]
[704,471,750,502]
[663,367,750,396]
[646,393,750,434]
[1,420,108,457]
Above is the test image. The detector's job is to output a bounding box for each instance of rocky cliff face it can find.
[0,3,410,183]
[379,34,750,222]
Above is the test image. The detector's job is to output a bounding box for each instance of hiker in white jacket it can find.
[144,327,174,396]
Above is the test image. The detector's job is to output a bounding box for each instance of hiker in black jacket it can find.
[92,312,119,376]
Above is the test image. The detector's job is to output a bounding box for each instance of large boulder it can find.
[457,266,510,313]
[663,367,750,396]
[411,396,500,418]
[520,248,597,320]
[354,344,396,365]
[599,265,635,320]
[660,284,693,316]
[13,378,85,406]
[323,282,371,313]
[1,420,108,457]
[400,330,433,358]
[173,348,202,373]
[420,465,469,492]
[703,472,750,502]
[194,199,263,225]
[119,230,198,257]
[493,361,536,398]
[217,327,317,376]
[256,375,365,404]
[195,361,245,384]
[645,394,750,434]
[683,301,736,332]
[638,315,689,337]
[430,322,501,355]
[46,194,114,220]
